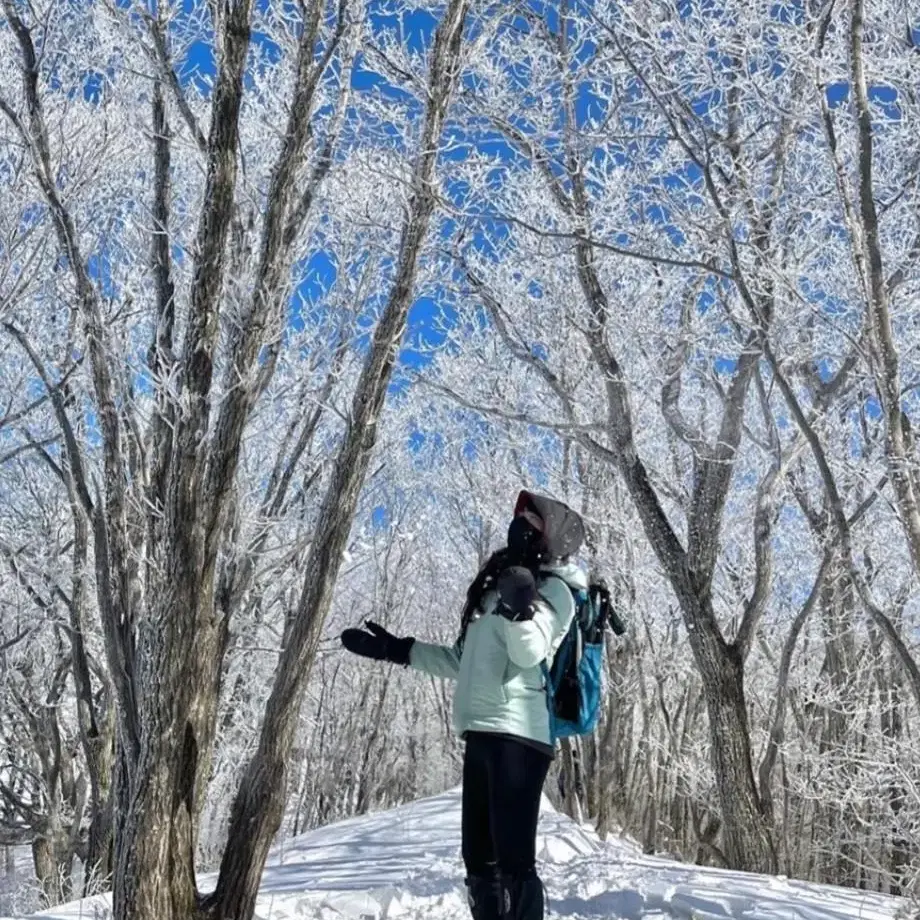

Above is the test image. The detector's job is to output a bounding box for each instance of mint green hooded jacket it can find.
[408,561,588,748]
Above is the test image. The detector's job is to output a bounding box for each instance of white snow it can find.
[2,789,910,920]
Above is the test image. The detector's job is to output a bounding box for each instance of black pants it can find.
[461,731,552,879]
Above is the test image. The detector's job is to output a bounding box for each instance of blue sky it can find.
[224,4,455,371]
[141,0,910,398]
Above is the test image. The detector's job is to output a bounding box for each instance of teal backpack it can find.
[541,581,626,742]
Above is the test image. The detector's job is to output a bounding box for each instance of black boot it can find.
[466,870,503,920]
[500,869,545,920]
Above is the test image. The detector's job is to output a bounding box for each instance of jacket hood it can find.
[540,559,589,592]
[514,490,585,560]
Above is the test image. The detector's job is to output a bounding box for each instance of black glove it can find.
[340,621,415,666]
[495,567,540,621]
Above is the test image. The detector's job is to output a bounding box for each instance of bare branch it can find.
[144,8,208,153]
[0,357,82,432]
[661,279,708,450]
[179,0,253,448]
[0,624,40,654]
[2,323,94,516]
[203,0,344,558]
[459,252,580,425]
[734,372,782,660]
[757,551,832,817]
[0,434,58,468]
[849,0,920,576]
[453,202,734,279]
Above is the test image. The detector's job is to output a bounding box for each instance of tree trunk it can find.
[112,578,217,920]
[686,612,776,871]
[848,0,920,578]
[528,67,778,866]
[32,831,74,907]
[205,4,469,917]
[582,296,776,871]
[557,739,585,822]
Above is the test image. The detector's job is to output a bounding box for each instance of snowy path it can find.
[7,789,910,920]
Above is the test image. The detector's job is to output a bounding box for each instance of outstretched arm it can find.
[341,621,414,665]
[409,640,462,680]
[342,621,462,679]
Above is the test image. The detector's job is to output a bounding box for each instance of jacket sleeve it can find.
[502,577,575,669]
[409,640,462,680]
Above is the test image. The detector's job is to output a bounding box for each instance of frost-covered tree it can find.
[2,0,919,909]
[0,0,471,915]
[408,0,920,877]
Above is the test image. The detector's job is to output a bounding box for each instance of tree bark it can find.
[110,4,255,916]
[206,3,469,916]
[472,8,780,868]
[575,221,777,873]
[848,0,920,577]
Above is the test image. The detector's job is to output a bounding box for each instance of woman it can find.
[341,490,588,920]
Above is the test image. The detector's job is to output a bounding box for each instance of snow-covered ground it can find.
[2,789,911,920]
